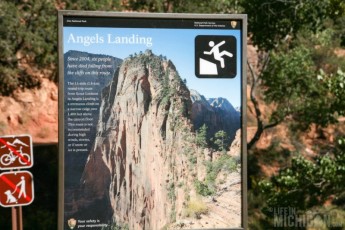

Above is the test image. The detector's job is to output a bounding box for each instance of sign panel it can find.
[0,135,33,170]
[59,11,247,230]
[0,171,34,207]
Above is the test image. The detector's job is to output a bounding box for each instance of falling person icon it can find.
[203,40,233,68]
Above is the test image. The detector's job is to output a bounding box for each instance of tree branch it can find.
[247,60,264,150]
[247,52,281,150]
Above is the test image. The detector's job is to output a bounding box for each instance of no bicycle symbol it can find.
[0,135,33,170]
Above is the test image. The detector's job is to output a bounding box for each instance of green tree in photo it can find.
[64,0,120,11]
[0,0,57,95]
[195,124,208,149]
[120,0,241,13]
[242,0,345,51]
[242,0,345,228]
[213,130,228,152]
[261,44,345,130]
[244,0,345,149]
[258,137,345,227]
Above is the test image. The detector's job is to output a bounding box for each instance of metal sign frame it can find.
[58,11,247,230]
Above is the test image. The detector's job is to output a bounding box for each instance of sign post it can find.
[11,206,23,230]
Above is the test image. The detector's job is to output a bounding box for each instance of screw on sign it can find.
[0,135,33,170]
[0,171,34,207]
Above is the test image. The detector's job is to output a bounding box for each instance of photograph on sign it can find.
[0,171,34,208]
[0,135,33,170]
[58,11,247,230]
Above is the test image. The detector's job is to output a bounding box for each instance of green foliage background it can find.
[244,0,345,229]
[0,0,345,229]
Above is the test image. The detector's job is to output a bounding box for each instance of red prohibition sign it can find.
[0,171,34,207]
[0,135,33,170]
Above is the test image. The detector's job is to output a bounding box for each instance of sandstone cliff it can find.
[75,50,194,229]
[0,78,58,143]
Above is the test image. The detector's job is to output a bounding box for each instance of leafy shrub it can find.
[0,68,41,96]
[185,197,209,219]
[0,69,19,95]
[188,155,197,165]
[307,207,345,229]
[206,154,237,182]
[195,124,208,148]
[194,180,213,196]
[167,182,176,201]
[256,137,345,228]
[195,155,237,196]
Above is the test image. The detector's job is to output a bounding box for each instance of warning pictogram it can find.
[0,171,34,207]
[0,135,33,170]
[195,35,237,78]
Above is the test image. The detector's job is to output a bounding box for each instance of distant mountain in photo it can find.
[191,89,240,146]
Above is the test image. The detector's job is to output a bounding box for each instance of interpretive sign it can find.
[58,11,247,230]
[0,135,33,170]
[0,171,34,207]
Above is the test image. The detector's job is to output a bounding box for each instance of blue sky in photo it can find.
[63,27,243,108]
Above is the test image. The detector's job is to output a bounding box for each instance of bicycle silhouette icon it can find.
[0,135,33,169]
[0,146,31,166]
